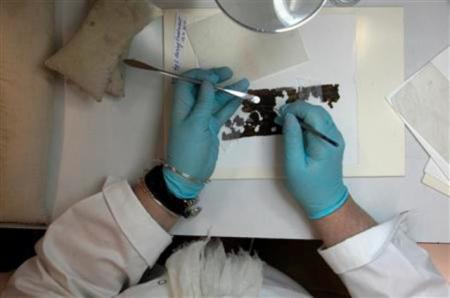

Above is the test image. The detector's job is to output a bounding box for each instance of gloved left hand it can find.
[164,67,249,199]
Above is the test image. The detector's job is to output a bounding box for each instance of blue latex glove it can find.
[277,101,349,219]
[164,67,249,198]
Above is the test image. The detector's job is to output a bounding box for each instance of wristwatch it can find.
[144,166,201,218]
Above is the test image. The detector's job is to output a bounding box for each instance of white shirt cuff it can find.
[318,213,408,274]
[102,179,172,267]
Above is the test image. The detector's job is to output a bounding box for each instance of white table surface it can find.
[50,0,450,242]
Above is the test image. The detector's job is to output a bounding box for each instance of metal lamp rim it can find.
[214,0,328,34]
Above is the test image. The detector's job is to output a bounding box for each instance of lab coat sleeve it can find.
[2,180,172,298]
[319,214,449,297]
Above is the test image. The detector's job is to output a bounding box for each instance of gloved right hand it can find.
[277,101,349,220]
[163,67,249,199]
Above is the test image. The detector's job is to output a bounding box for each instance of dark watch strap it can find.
[144,166,201,218]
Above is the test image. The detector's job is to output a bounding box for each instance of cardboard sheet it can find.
[186,12,308,81]
[52,1,166,218]
[423,159,450,197]
[423,175,450,197]
[425,160,449,184]
[163,8,405,178]
[0,0,55,224]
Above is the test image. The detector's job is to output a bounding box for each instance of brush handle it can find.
[297,117,339,147]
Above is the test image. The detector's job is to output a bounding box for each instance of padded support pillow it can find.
[46,0,162,101]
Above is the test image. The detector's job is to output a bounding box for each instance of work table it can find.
[47,0,449,243]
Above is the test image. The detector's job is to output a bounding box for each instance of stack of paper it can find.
[387,47,449,196]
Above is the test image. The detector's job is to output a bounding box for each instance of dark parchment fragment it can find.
[222,85,340,141]
[298,84,340,108]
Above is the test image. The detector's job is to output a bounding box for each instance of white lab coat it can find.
[2,180,449,297]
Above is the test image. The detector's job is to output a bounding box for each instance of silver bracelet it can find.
[155,159,211,185]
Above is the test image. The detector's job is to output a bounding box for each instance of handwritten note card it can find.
[172,12,187,72]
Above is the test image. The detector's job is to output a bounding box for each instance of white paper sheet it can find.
[391,64,449,162]
[387,47,450,180]
[50,5,413,240]
[186,12,308,81]
[163,8,405,178]
[215,14,359,178]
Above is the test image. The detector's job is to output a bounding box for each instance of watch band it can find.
[144,166,201,218]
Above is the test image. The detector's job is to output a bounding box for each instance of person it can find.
[2,67,448,297]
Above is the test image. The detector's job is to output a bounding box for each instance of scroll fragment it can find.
[222,85,340,141]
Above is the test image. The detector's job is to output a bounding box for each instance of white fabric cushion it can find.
[45,0,161,101]
[87,0,125,98]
